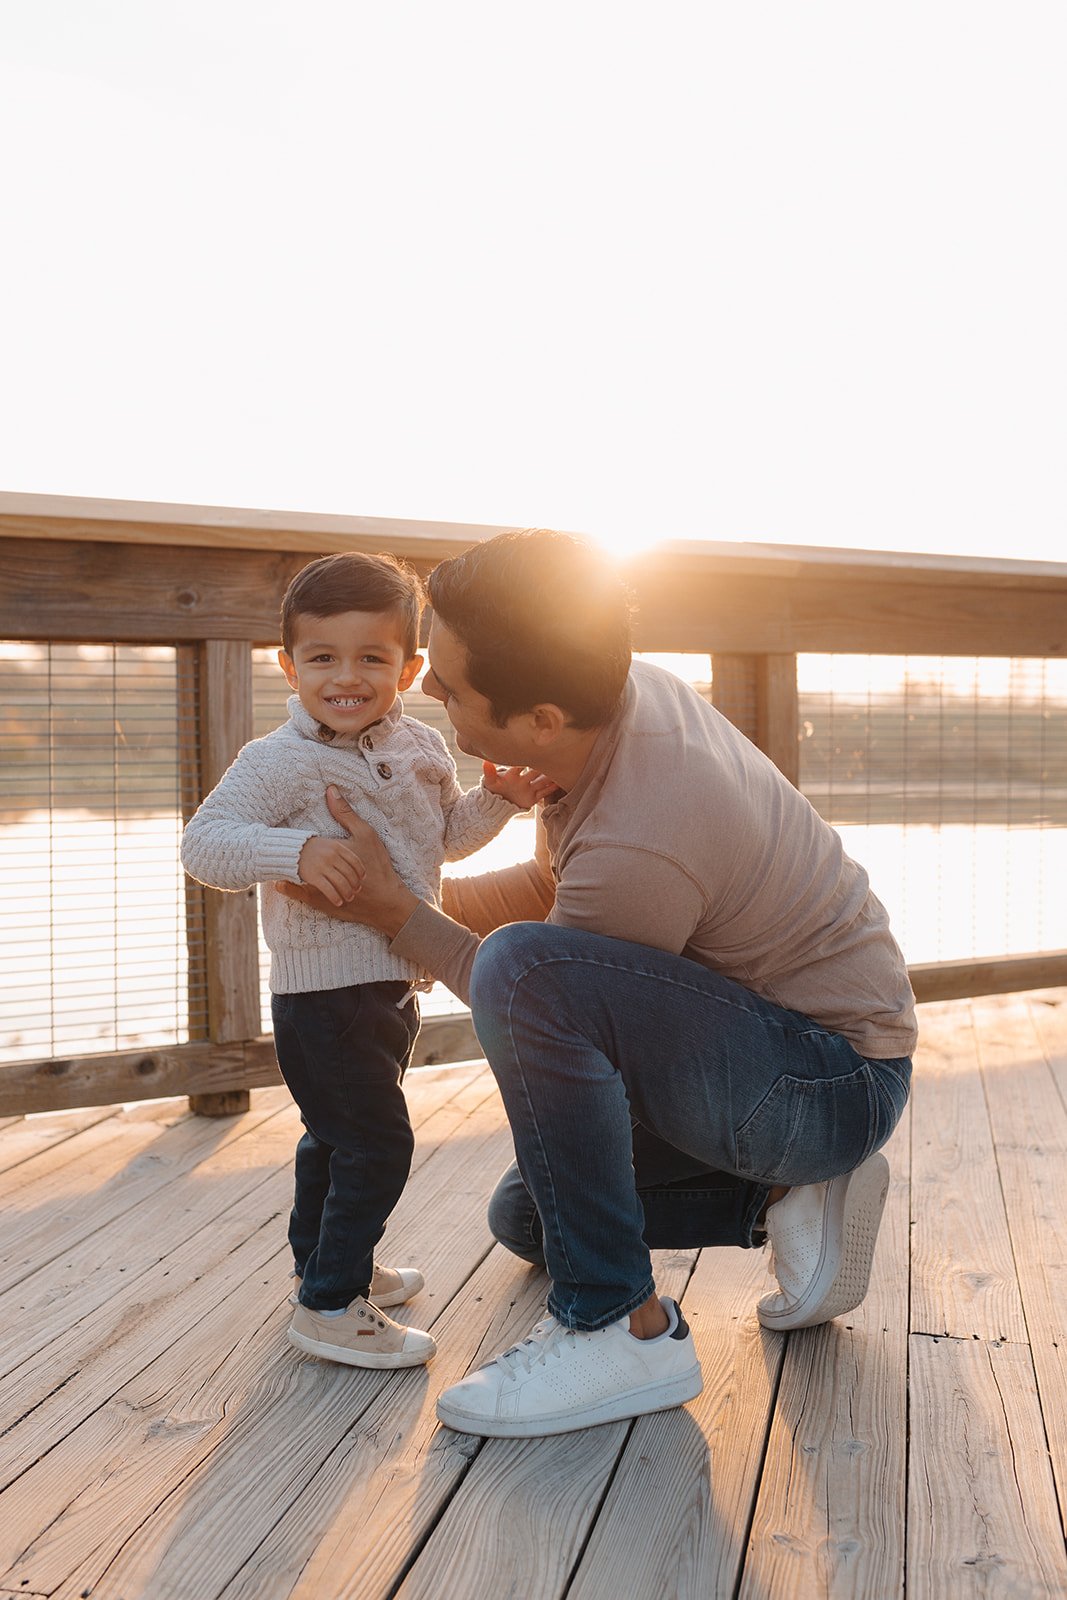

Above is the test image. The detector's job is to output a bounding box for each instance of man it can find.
[283,529,916,1439]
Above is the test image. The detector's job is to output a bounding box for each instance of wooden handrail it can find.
[2,490,1065,1115]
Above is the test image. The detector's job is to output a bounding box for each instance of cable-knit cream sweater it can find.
[181,695,520,994]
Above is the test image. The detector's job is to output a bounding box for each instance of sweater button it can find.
[376,762,392,779]
[362,736,373,750]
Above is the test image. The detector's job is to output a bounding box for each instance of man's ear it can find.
[398,654,424,693]
[278,649,299,691]
[527,703,569,745]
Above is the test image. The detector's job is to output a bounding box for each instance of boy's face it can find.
[279,610,422,737]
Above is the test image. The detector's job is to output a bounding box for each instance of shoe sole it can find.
[287,1325,434,1369]
[435,1364,704,1438]
[757,1152,890,1332]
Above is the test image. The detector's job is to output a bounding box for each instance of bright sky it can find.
[1,2,1063,562]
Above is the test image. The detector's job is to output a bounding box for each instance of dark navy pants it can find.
[270,981,419,1311]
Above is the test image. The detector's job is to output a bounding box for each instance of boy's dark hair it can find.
[281,552,424,658]
[427,530,633,728]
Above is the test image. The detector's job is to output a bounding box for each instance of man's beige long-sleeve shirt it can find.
[391,660,918,1060]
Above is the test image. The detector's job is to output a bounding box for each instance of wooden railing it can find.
[2,491,1066,1116]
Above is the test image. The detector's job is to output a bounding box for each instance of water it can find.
[1,811,1064,1062]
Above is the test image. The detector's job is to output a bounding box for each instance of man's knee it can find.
[469,922,559,1014]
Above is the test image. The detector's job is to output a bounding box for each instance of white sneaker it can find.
[435,1297,703,1438]
[289,1261,424,1309]
[757,1151,890,1331]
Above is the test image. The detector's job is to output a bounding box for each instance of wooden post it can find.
[187,640,260,1115]
[712,652,800,786]
[755,653,800,786]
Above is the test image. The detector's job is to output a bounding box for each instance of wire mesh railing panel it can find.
[798,655,1067,965]
[0,642,206,1063]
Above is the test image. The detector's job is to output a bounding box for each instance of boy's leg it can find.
[270,983,419,1312]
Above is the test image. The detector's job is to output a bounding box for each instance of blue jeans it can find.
[270,982,419,1312]
[469,924,911,1332]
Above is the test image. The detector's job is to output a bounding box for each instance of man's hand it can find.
[297,836,365,908]
[276,786,420,937]
[482,761,557,809]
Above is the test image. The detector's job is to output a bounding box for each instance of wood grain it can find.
[741,1104,912,1600]
[907,1335,1067,1598]
[910,1006,1027,1341]
[973,997,1067,1530]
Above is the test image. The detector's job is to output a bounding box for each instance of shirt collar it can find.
[287,694,405,747]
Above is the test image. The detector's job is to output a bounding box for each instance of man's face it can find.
[423,617,535,765]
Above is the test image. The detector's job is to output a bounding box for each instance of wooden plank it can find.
[4,492,1066,588]
[0,1081,515,1595]
[740,1103,911,1600]
[395,1249,698,1600]
[633,567,1067,656]
[910,1006,1027,1341]
[0,1097,295,1387]
[910,952,1067,1004]
[1028,990,1067,1110]
[566,1247,782,1600]
[220,1247,556,1600]
[5,528,1067,657]
[0,1105,115,1174]
[0,536,306,644]
[973,997,1067,1528]
[907,1335,1067,1598]
[0,1068,489,1490]
[0,491,511,560]
[0,1014,480,1116]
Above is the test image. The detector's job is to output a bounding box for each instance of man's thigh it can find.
[472,922,905,1188]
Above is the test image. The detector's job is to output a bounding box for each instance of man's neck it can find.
[539,724,603,793]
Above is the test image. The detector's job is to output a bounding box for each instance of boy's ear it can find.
[398,653,424,692]
[278,648,299,691]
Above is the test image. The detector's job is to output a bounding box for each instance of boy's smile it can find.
[279,609,422,738]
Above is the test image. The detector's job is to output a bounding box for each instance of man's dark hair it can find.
[427,530,633,728]
[281,552,424,658]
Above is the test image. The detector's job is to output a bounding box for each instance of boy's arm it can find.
[180,740,316,891]
[420,730,522,862]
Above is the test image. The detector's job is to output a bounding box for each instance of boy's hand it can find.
[297,835,365,908]
[482,761,556,810]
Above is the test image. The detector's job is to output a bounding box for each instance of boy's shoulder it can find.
[397,712,455,763]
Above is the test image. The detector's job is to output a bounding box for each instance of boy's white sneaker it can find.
[435,1297,703,1438]
[757,1151,890,1331]
[288,1296,436,1368]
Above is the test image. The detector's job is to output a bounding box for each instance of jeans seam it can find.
[498,951,846,1045]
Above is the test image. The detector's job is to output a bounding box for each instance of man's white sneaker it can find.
[757,1151,891,1331]
[435,1297,703,1438]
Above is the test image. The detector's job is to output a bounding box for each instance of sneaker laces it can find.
[491,1316,572,1379]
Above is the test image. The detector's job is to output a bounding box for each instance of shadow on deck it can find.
[0,991,1065,1599]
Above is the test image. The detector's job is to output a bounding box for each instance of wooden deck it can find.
[0,992,1065,1600]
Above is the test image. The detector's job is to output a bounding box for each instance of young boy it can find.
[181,552,544,1370]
